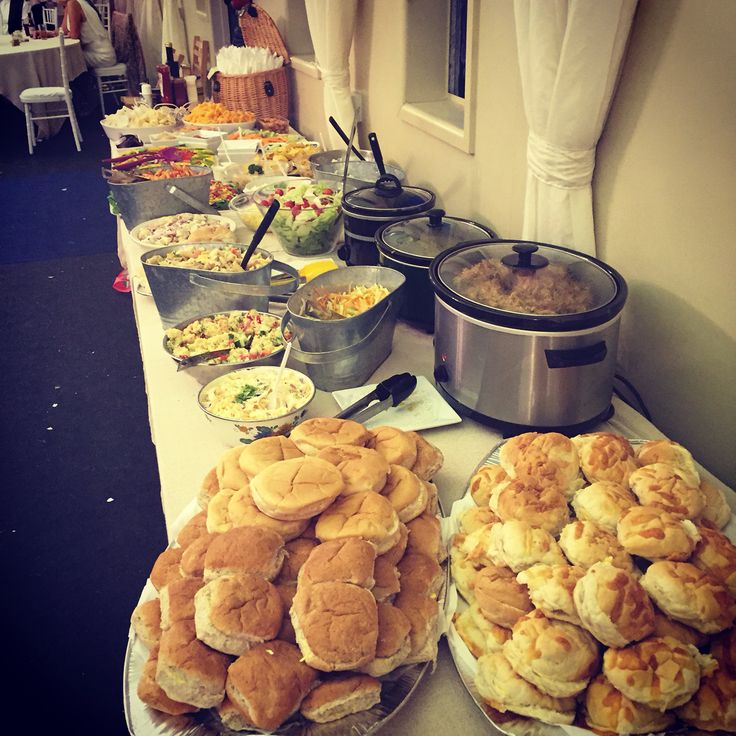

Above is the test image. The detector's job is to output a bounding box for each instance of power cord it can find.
[613,373,652,422]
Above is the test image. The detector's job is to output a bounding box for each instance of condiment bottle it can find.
[157,64,172,104]
[172,78,188,107]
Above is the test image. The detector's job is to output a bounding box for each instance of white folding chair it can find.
[93,62,129,115]
[93,0,111,37]
[42,6,57,30]
[20,32,82,155]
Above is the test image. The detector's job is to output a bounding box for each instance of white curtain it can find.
[161,0,189,68]
[514,0,638,256]
[131,0,163,85]
[305,0,358,149]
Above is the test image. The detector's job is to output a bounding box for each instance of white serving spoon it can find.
[269,340,293,411]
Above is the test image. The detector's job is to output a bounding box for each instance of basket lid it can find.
[238,3,291,64]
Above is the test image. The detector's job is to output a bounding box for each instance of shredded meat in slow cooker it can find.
[453,259,594,315]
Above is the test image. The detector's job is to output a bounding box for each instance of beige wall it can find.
[277,0,736,485]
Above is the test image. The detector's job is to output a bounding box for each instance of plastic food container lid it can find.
[342,177,435,217]
[377,209,496,266]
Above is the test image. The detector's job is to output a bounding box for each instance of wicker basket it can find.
[214,3,291,120]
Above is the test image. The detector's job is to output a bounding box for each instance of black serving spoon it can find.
[240,198,280,270]
[329,115,366,161]
[367,131,387,177]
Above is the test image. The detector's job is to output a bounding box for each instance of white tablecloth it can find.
[0,35,86,138]
[119,213,735,736]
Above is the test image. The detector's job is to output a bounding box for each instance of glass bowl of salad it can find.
[251,179,343,257]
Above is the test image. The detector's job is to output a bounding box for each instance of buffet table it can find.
[119,213,736,735]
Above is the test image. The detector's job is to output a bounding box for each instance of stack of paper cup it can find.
[185,75,198,105]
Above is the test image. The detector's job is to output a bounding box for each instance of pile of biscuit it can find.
[130,417,447,731]
[451,430,736,734]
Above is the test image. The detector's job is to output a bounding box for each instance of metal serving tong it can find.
[334,372,418,424]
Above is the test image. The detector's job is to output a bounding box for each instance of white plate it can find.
[332,375,462,431]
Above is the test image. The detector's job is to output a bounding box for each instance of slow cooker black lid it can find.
[342,178,435,217]
[429,239,628,331]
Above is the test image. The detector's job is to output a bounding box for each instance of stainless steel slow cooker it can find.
[429,240,628,433]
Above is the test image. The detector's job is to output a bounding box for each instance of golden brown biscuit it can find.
[699,478,733,529]
[675,667,736,732]
[503,609,600,697]
[216,445,250,491]
[150,547,184,592]
[180,532,218,579]
[559,519,635,572]
[475,651,577,725]
[176,510,209,549]
[300,674,381,723]
[316,444,390,495]
[380,464,428,523]
[227,486,309,541]
[459,506,500,537]
[137,644,199,715]
[635,438,700,487]
[516,563,585,625]
[452,607,488,658]
[473,564,533,629]
[584,673,676,735]
[629,462,706,520]
[572,480,639,534]
[616,505,701,561]
[407,431,444,481]
[640,560,736,634]
[367,425,418,469]
[690,524,736,595]
[237,435,303,479]
[469,464,508,507]
[572,432,639,485]
[493,477,570,536]
[289,417,371,455]
[573,561,655,647]
[468,601,513,652]
[603,635,716,711]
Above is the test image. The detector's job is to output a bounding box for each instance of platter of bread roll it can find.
[125,417,451,735]
[446,431,736,736]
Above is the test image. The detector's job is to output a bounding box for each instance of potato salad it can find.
[144,245,269,272]
[165,310,286,364]
[133,214,235,248]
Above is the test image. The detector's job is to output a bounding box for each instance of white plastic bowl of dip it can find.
[197,365,315,444]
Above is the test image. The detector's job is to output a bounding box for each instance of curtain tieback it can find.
[319,68,351,88]
[527,132,595,190]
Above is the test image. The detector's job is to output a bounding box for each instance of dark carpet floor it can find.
[1,99,166,733]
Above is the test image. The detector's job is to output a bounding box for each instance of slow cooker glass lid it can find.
[437,241,618,316]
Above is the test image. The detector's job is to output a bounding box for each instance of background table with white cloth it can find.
[0,34,86,137]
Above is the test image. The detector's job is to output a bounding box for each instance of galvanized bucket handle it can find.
[188,261,300,297]
[282,302,392,365]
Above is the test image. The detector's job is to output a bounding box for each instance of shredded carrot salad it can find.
[309,284,389,319]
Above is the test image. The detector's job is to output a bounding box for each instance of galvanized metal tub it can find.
[282,266,406,391]
[141,243,300,328]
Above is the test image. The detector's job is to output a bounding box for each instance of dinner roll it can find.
[206,487,237,534]
[217,696,255,731]
[275,537,319,585]
[251,456,344,521]
[487,520,567,573]
[199,466,219,509]
[237,435,303,479]
[290,417,371,455]
[640,560,736,633]
[397,552,443,597]
[475,651,577,725]
[459,505,500,535]
[675,667,736,732]
[629,462,706,520]
[194,572,282,655]
[635,438,700,487]
[275,583,297,644]
[150,547,184,592]
[367,425,418,469]
[571,480,639,534]
[131,598,162,650]
[315,490,401,554]
[504,609,600,697]
[380,464,428,523]
[291,581,379,671]
[572,432,639,485]
[603,635,716,711]
[216,446,250,491]
[469,601,514,652]
[316,444,390,495]
[559,519,635,572]
[699,478,733,529]
[297,537,376,589]
[500,431,584,499]
[176,510,208,549]
[359,601,412,676]
[407,431,444,481]
[493,478,570,536]
[473,564,533,629]
[156,619,230,709]
[300,674,381,723]
[137,645,199,715]
[393,590,439,664]
[180,532,218,578]
[406,512,446,562]
[617,505,701,561]
[651,606,709,648]
[227,486,309,541]
[469,464,508,507]
[690,524,736,595]
[583,674,676,735]
[372,555,400,602]
[203,525,285,582]
[516,563,585,626]
[225,640,317,731]
[159,577,203,630]
[378,521,409,565]
[573,561,655,647]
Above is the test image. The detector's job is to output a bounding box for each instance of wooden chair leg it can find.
[66,97,82,152]
[24,103,35,155]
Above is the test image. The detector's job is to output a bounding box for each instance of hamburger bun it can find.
[572,432,640,486]
[150,547,184,592]
[297,537,376,589]
[131,598,162,650]
[367,426,418,469]
[275,583,297,644]
[377,522,409,566]
[227,485,309,541]
[237,435,303,480]
[199,466,219,509]
[216,445,250,491]
[180,532,218,579]
[206,487,237,533]
[203,525,285,582]
[616,505,701,561]
[137,644,199,715]
[571,480,639,534]
[176,510,208,549]
[317,444,390,495]
[393,590,439,664]
[291,581,379,671]
[380,464,428,523]
[217,696,254,730]
[371,555,400,601]
[290,417,371,455]
[359,601,412,676]
[397,552,443,597]
[300,674,381,723]
[275,537,319,585]
[407,431,444,481]
[406,512,446,562]
[251,456,344,521]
